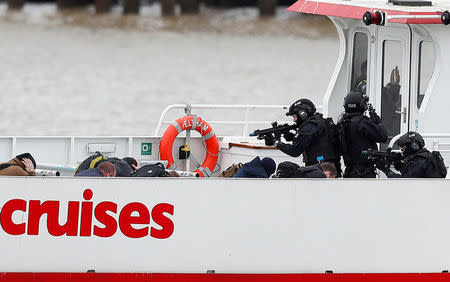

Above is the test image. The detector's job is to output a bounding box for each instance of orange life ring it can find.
[160,115,219,177]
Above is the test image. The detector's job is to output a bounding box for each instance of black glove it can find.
[375,157,390,172]
[283,132,295,142]
[369,111,382,124]
[386,147,403,171]
[264,134,276,146]
[393,159,403,171]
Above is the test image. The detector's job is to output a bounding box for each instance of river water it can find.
[0,3,338,136]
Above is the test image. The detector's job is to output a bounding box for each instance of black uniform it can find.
[338,112,388,178]
[276,113,341,176]
[383,149,439,178]
[377,131,446,178]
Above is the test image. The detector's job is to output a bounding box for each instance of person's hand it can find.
[390,66,400,85]
[283,132,295,142]
[385,147,403,170]
[375,157,390,172]
[132,159,140,170]
[369,111,381,124]
[22,158,35,173]
[264,135,276,146]
[393,159,403,171]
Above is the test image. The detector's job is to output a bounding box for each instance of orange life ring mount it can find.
[160,115,219,177]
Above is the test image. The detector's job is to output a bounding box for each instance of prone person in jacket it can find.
[275,161,337,178]
[0,153,37,176]
[75,162,116,177]
[232,157,276,178]
[75,153,139,177]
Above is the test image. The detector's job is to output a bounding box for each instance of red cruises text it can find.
[0,189,174,239]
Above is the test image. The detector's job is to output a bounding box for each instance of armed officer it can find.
[376,131,447,178]
[338,91,388,178]
[264,99,341,177]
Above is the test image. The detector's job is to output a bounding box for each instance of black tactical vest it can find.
[339,114,378,166]
[403,149,443,178]
[302,114,339,165]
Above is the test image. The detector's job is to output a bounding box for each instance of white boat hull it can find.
[0,177,449,274]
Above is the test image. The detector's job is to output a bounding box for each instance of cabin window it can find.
[381,40,402,142]
[351,32,368,92]
[417,41,435,109]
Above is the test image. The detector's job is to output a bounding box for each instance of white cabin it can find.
[289,0,450,158]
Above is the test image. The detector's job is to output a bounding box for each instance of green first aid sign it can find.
[141,143,152,155]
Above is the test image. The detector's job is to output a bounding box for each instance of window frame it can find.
[349,29,371,94]
[380,39,404,145]
[416,40,435,111]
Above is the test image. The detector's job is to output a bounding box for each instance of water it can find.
[0,3,338,136]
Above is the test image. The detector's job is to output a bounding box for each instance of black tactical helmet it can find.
[395,131,425,152]
[286,99,316,117]
[343,91,369,113]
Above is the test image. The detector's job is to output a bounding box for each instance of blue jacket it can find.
[75,167,104,177]
[233,157,268,178]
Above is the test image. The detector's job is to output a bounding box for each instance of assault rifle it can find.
[362,148,402,163]
[250,122,298,140]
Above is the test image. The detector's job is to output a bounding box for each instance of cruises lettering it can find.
[0,189,174,239]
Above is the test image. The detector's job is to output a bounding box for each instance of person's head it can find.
[343,91,369,113]
[361,60,367,76]
[319,162,337,178]
[122,157,139,171]
[16,153,36,169]
[98,162,116,177]
[395,131,425,156]
[260,157,276,177]
[168,171,180,177]
[286,99,316,124]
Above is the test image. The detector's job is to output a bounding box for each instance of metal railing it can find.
[154,104,323,137]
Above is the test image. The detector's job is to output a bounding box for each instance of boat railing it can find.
[154,104,323,137]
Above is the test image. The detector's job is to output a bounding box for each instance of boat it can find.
[1,0,450,280]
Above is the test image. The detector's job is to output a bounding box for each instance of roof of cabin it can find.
[287,0,449,24]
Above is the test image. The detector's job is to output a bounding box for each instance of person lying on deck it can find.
[0,153,37,176]
[75,162,116,177]
[232,157,276,178]
[275,161,337,178]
